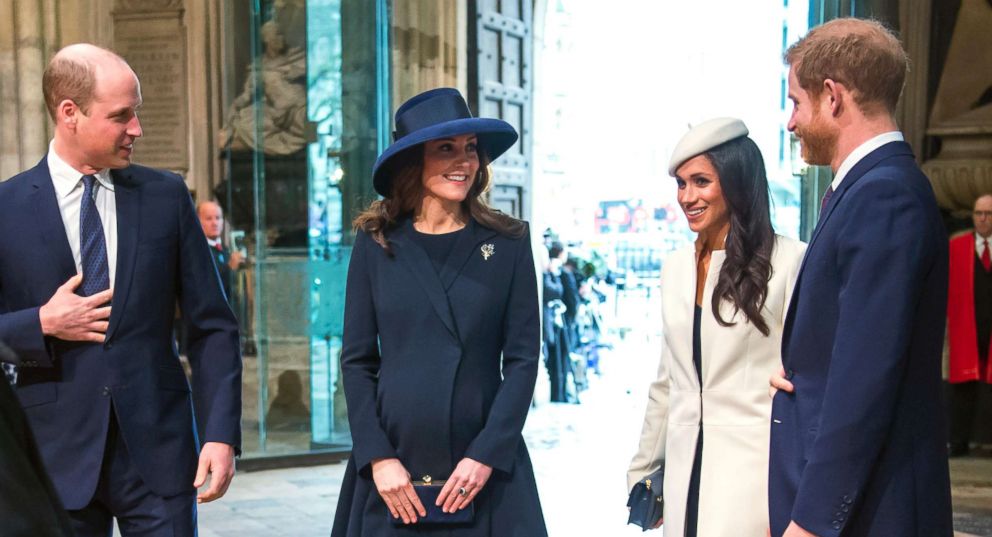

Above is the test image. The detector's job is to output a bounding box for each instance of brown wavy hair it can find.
[353,145,526,253]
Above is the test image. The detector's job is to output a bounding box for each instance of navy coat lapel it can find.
[389,219,459,339]
[107,168,139,340]
[29,160,76,283]
[439,219,498,291]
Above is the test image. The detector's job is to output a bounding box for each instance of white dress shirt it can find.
[976,233,992,258]
[47,141,118,288]
[830,131,905,191]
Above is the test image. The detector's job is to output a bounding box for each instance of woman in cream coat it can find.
[627,118,805,537]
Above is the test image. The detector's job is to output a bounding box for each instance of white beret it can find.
[668,117,749,176]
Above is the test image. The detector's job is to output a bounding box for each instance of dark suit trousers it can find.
[68,409,196,537]
[949,380,992,446]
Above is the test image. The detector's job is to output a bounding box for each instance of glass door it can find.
[217,0,389,459]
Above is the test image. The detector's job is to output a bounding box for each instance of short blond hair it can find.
[785,18,908,115]
[42,44,128,121]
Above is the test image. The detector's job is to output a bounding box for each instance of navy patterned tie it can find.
[79,175,110,296]
[818,185,834,222]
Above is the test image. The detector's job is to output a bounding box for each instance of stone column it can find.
[0,0,50,177]
[391,0,465,105]
[0,0,23,178]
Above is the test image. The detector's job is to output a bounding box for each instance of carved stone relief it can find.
[113,4,190,173]
[923,0,992,214]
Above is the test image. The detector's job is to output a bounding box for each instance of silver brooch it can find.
[481,244,495,260]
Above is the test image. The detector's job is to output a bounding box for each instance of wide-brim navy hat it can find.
[372,88,518,197]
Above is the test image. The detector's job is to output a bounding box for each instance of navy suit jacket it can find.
[768,141,953,536]
[0,159,241,509]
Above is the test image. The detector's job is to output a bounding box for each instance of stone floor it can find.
[181,330,992,537]
[115,292,992,536]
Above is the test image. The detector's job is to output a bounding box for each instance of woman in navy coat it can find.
[330,88,548,537]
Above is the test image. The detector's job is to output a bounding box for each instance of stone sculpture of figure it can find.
[219,21,309,155]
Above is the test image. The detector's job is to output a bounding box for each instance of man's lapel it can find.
[805,141,912,255]
[784,141,914,347]
[29,159,76,284]
[106,167,139,340]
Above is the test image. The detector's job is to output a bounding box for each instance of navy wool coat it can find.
[768,141,953,537]
[331,218,547,537]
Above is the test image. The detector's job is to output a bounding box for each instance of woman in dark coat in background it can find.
[331,88,548,537]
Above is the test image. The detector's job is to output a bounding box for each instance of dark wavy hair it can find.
[353,145,526,253]
[705,136,776,336]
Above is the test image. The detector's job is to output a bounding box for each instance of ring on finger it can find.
[458,486,469,497]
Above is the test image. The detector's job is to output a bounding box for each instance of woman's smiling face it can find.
[421,134,480,205]
[674,154,729,235]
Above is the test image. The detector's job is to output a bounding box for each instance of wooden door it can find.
[468,0,533,220]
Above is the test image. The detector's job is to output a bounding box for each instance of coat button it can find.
[101,386,111,396]
[833,523,841,530]
[786,369,795,380]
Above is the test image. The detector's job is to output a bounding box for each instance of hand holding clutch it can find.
[627,466,665,531]
[371,458,427,524]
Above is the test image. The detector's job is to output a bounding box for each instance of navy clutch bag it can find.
[626,467,664,531]
[388,476,474,526]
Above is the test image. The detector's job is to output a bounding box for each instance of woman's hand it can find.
[768,367,795,398]
[436,457,492,513]
[371,458,426,524]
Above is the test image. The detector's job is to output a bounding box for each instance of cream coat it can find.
[628,235,805,537]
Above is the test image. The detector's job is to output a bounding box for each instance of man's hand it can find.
[436,457,492,514]
[371,458,426,524]
[38,274,113,342]
[782,521,819,537]
[194,442,236,503]
[228,251,245,270]
[769,367,795,398]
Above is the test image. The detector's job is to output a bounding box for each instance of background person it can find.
[768,18,953,537]
[197,200,245,300]
[331,87,547,536]
[627,118,805,536]
[946,194,992,456]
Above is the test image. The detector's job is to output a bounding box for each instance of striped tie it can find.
[79,175,110,296]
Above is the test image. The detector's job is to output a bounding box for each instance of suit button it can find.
[842,505,849,512]
[105,342,113,349]
[786,369,795,380]
[101,386,110,396]
[833,523,841,530]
